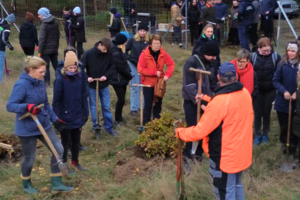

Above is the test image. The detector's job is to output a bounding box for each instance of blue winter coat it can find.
[52,66,89,130]
[260,0,277,16]
[214,3,228,21]
[273,61,298,113]
[238,0,255,26]
[6,73,58,137]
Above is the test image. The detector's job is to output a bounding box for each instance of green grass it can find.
[1,19,300,199]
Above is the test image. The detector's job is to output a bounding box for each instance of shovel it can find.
[94,78,101,140]
[280,99,295,173]
[19,104,69,178]
[174,119,187,200]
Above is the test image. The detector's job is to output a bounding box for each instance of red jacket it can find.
[137,46,175,87]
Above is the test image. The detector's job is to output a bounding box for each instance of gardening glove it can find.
[27,104,41,115]
[54,119,67,132]
[9,46,14,51]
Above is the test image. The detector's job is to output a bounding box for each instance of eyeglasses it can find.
[236,60,248,64]
[261,49,271,54]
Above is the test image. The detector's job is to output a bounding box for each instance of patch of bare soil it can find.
[113,146,175,184]
[0,133,22,162]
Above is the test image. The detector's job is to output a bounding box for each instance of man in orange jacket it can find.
[176,62,253,200]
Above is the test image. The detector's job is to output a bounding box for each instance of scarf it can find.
[231,59,254,94]
[66,71,78,76]
[289,58,299,65]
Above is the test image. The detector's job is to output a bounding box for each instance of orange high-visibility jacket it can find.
[176,82,253,173]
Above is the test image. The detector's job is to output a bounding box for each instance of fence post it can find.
[185,0,188,49]
[277,1,297,39]
[276,1,281,52]
[83,0,86,31]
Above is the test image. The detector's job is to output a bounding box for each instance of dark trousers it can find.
[262,15,274,39]
[143,87,162,125]
[113,85,127,123]
[22,47,34,56]
[41,53,58,85]
[248,23,258,46]
[253,90,276,136]
[76,42,84,60]
[60,128,81,163]
[18,128,63,177]
[172,25,182,43]
[66,36,76,47]
[228,28,239,45]
[277,111,297,155]
[190,22,199,46]
[238,25,250,51]
[198,24,203,36]
[183,100,203,158]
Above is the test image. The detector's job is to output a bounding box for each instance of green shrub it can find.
[135,112,184,158]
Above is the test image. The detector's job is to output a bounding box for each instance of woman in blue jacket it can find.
[53,51,89,171]
[273,41,299,159]
[6,56,73,194]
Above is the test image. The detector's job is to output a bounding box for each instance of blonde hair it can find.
[134,31,150,42]
[61,66,80,75]
[202,24,214,34]
[24,56,46,73]
[118,44,126,53]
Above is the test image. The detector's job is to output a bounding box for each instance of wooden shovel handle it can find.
[132,84,151,87]
[189,68,212,75]
[19,104,44,120]
[0,142,13,150]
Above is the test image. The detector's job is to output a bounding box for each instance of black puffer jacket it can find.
[71,14,86,43]
[251,50,281,92]
[19,21,38,48]
[125,37,149,65]
[38,15,60,55]
[110,41,132,86]
[188,5,200,23]
[109,15,121,38]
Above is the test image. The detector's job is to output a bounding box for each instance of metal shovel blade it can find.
[280,154,294,173]
[58,162,69,178]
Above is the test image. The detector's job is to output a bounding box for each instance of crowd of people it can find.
[0,0,299,199]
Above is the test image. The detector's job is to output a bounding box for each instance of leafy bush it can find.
[135,112,184,158]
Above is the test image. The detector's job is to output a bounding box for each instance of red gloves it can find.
[27,104,41,115]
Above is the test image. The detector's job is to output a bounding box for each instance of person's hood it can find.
[94,42,108,55]
[42,15,56,24]
[22,21,34,29]
[73,13,82,18]
[20,72,40,86]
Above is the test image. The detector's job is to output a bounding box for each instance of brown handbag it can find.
[153,77,166,104]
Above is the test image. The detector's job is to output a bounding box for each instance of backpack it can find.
[251,52,278,68]
[153,77,166,104]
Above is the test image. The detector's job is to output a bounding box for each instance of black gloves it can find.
[54,119,67,132]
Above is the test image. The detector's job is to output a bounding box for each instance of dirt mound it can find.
[0,133,22,162]
[113,146,175,184]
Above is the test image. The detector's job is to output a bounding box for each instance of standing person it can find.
[171,0,183,48]
[0,13,15,84]
[214,0,228,47]
[231,49,259,100]
[80,38,119,137]
[108,7,121,38]
[6,56,73,194]
[192,24,216,55]
[110,33,133,125]
[176,62,253,200]
[260,0,277,40]
[62,7,75,46]
[188,0,200,46]
[199,0,217,28]
[273,41,299,160]
[125,23,149,116]
[53,51,88,171]
[248,0,260,52]
[228,0,240,48]
[182,40,219,165]
[137,34,175,125]
[19,12,38,56]
[251,37,281,145]
[37,7,60,86]
[123,0,136,34]
[71,6,86,60]
[237,0,255,51]
[197,0,206,35]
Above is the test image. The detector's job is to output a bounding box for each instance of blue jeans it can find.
[209,159,245,200]
[172,25,182,43]
[89,86,113,132]
[129,61,141,112]
[238,25,250,51]
[125,16,136,34]
[0,51,5,83]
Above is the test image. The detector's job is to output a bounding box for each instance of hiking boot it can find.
[253,136,261,146]
[22,179,38,194]
[114,120,123,127]
[179,43,183,48]
[191,154,203,164]
[51,176,73,193]
[71,161,87,171]
[261,135,269,144]
[79,144,87,151]
[130,111,138,116]
[107,129,119,137]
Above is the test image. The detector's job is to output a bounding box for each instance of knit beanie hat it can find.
[115,33,128,45]
[138,22,149,31]
[73,6,81,14]
[109,7,117,15]
[25,12,34,22]
[202,40,220,56]
[64,51,78,68]
[38,7,51,19]
[5,13,15,23]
